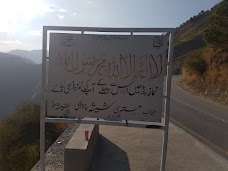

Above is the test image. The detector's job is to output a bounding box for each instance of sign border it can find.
[40,26,175,171]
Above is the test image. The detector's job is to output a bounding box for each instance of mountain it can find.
[8,49,43,64]
[174,0,228,104]
[0,52,41,119]
[0,52,35,64]
[172,9,212,74]
[172,2,224,74]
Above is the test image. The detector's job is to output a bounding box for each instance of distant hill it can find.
[0,52,41,118]
[0,52,36,64]
[8,49,43,64]
[173,10,211,74]
[172,3,220,74]
[175,0,228,104]
[175,10,211,44]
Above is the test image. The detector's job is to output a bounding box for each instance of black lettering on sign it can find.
[60,34,75,47]
[153,35,163,49]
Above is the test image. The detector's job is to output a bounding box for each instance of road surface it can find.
[170,75,228,159]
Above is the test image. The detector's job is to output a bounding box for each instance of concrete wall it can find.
[64,124,99,171]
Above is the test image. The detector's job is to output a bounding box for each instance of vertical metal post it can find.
[39,27,174,171]
[160,31,174,171]
[40,26,48,171]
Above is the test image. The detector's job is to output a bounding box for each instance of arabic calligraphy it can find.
[51,79,159,96]
[93,35,128,41]
[60,34,75,47]
[51,99,157,119]
[48,33,166,122]
[153,35,163,49]
[54,51,163,80]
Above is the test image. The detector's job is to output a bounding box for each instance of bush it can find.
[0,103,67,171]
[173,67,182,75]
[0,103,40,171]
[183,57,207,74]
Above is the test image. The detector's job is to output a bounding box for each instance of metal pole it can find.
[160,31,174,171]
[40,26,175,171]
[40,27,48,171]
[43,26,174,33]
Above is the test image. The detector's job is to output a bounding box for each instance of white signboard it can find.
[47,33,167,122]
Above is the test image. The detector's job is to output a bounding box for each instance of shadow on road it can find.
[90,134,130,171]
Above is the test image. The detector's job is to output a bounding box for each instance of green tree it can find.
[0,103,40,171]
[204,0,228,48]
[0,102,67,171]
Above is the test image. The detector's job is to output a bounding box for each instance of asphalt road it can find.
[170,75,228,158]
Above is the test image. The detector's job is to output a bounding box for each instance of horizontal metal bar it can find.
[44,26,175,33]
[44,117,165,129]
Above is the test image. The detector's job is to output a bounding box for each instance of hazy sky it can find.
[0,0,221,52]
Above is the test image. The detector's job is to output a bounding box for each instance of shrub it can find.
[183,56,207,74]
[0,103,40,171]
[0,102,67,171]
[173,67,182,75]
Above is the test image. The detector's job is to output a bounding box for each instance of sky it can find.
[0,0,221,52]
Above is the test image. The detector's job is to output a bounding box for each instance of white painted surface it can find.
[47,33,167,122]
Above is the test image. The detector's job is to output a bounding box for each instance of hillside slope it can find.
[0,53,41,118]
[0,103,68,171]
[173,8,214,74]
[9,49,43,64]
[176,0,228,104]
